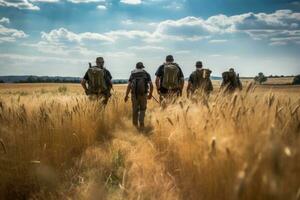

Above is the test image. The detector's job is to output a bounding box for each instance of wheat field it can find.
[0,83,299,200]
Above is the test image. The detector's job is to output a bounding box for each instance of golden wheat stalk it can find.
[245,82,253,94]
[167,117,174,126]
[231,94,238,107]
[0,138,7,154]
[292,105,300,116]
[209,137,217,157]
[296,187,300,200]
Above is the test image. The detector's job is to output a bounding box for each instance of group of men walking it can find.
[81,55,242,130]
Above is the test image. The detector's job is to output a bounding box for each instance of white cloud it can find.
[0,17,10,24]
[0,0,106,10]
[209,39,228,43]
[154,16,218,41]
[0,21,28,43]
[105,30,152,40]
[30,9,300,57]
[128,45,165,51]
[120,0,141,5]
[269,41,287,46]
[209,54,222,57]
[97,4,106,9]
[0,0,39,10]
[163,1,182,10]
[68,0,105,3]
[269,35,300,45]
[150,9,300,44]
[29,28,116,56]
[41,28,114,44]
[0,53,83,64]
[30,0,59,2]
[121,19,134,25]
[34,28,157,56]
[175,50,190,54]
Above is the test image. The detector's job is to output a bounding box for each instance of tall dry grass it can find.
[0,84,299,200]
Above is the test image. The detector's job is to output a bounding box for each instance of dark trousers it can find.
[159,89,180,103]
[88,91,111,105]
[131,95,147,127]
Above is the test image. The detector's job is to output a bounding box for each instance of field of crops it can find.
[0,83,299,200]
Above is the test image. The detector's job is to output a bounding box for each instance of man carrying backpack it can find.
[155,55,184,103]
[124,62,153,130]
[81,57,113,105]
[221,68,242,93]
[187,61,213,98]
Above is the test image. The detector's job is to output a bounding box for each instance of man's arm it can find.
[187,81,192,98]
[81,79,88,94]
[148,82,153,99]
[155,76,160,94]
[155,65,163,95]
[208,80,213,92]
[106,70,113,90]
[124,81,131,102]
[178,67,184,96]
[81,71,89,94]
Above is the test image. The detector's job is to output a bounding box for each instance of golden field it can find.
[0,82,300,200]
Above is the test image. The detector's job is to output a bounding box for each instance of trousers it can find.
[131,95,147,127]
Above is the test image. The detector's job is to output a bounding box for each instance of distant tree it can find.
[254,72,268,84]
[0,80,4,83]
[293,75,300,85]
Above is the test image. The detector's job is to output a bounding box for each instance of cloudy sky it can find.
[0,0,300,78]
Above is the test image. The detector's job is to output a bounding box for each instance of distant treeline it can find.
[0,75,298,84]
[16,76,80,83]
[0,76,128,84]
[268,75,294,78]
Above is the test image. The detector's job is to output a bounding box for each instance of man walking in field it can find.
[124,62,153,130]
[155,55,184,103]
[221,68,242,93]
[81,57,113,105]
[187,61,213,99]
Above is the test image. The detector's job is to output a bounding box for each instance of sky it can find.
[0,0,300,79]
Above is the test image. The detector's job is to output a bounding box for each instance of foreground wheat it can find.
[0,85,299,200]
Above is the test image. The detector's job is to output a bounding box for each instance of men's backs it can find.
[87,67,108,94]
[130,69,150,96]
[162,63,180,90]
[190,69,213,93]
[221,71,242,91]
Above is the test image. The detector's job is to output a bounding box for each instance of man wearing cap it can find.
[155,55,184,103]
[187,61,213,98]
[81,57,113,105]
[124,62,153,130]
[221,68,242,93]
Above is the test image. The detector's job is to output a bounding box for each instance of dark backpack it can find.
[222,71,242,90]
[162,63,180,90]
[193,69,213,93]
[131,69,148,96]
[87,67,108,94]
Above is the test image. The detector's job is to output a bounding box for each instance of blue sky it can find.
[0,0,300,78]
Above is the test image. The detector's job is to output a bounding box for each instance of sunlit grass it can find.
[0,83,299,200]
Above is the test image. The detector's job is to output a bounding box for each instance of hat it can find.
[196,61,203,68]
[136,62,144,69]
[96,57,104,63]
[166,55,174,62]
